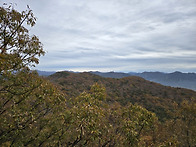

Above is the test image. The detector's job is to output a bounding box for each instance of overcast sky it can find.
[1,0,196,72]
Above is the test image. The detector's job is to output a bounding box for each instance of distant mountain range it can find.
[36,70,56,76]
[37,70,196,91]
[91,71,196,91]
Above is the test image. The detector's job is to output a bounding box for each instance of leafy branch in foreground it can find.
[0,3,44,73]
[0,4,66,146]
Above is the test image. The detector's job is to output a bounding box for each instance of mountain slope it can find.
[48,71,196,121]
[135,71,196,91]
[37,70,196,91]
[36,70,56,76]
[91,71,196,91]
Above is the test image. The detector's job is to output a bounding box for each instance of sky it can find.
[1,0,196,72]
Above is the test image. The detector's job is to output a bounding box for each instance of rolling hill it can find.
[91,71,196,91]
[37,70,196,91]
[48,71,196,121]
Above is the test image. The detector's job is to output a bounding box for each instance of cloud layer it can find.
[2,0,196,72]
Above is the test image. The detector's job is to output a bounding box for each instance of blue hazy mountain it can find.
[36,70,56,76]
[90,71,131,78]
[134,71,196,91]
[91,71,196,91]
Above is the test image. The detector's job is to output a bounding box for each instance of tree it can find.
[0,71,66,146]
[0,3,45,73]
[179,100,196,146]
[0,4,66,146]
[107,103,158,146]
[167,100,196,147]
[153,100,196,147]
[62,84,109,146]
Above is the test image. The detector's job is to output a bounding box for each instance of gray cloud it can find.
[1,0,196,72]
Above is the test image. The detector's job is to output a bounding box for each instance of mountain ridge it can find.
[91,71,196,91]
[37,70,196,91]
[47,71,196,121]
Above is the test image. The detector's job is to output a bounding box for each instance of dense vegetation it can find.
[0,4,196,146]
[48,71,196,121]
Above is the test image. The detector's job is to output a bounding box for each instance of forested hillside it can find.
[48,71,196,121]
[38,70,196,91]
[1,4,196,147]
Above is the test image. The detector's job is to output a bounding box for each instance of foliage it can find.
[0,3,44,73]
[0,4,65,146]
[0,71,66,146]
[59,85,159,146]
[48,71,196,121]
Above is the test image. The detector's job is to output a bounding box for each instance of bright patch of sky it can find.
[1,0,196,72]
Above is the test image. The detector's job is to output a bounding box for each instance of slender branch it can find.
[38,128,62,147]
[0,11,30,52]
[102,140,112,147]
[24,125,45,146]
[136,123,145,139]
